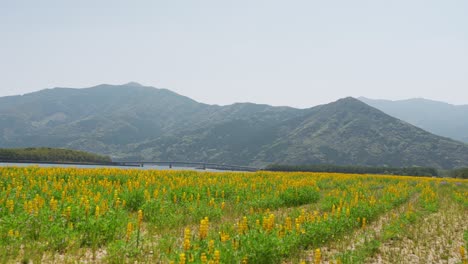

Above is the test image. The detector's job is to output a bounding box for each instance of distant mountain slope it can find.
[359,97,468,143]
[1,83,468,169]
[253,98,468,168]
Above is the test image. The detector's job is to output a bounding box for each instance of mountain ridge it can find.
[359,96,468,107]
[1,83,468,169]
[359,97,468,143]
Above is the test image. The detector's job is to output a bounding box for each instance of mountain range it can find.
[359,97,468,143]
[1,83,468,169]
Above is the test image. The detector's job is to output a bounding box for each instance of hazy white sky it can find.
[1,0,467,108]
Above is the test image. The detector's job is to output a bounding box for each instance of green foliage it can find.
[279,187,320,207]
[122,190,145,211]
[1,166,463,263]
[249,197,284,210]
[266,164,439,177]
[338,239,381,264]
[382,211,420,241]
[448,168,468,179]
[0,147,111,163]
[240,231,292,264]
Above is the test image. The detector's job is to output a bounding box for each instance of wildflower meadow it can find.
[0,167,466,263]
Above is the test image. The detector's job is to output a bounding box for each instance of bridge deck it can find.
[115,161,259,172]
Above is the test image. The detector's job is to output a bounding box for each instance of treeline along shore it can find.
[0,147,112,164]
[265,164,468,178]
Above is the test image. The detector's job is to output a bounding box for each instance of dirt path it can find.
[289,194,420,263]
[368,192,467,264]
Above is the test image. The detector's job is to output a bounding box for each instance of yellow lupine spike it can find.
[199,217,209,239]
[285,217,292,231]
[460,246,466,263]
[314,248,321,264]
[208,240,215,253]
[6,200,14,213]
[137,209,143,228]
[201,252,207,263]
[183,228,191,250]
[213,250,220,264]
[126,222,133,242]
[179,253,186,264]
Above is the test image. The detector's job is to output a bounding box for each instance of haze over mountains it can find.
[359,97,468,144]
[1,83,468,169]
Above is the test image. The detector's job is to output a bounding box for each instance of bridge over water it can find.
[114,161,259,172]
[0,159,260,172]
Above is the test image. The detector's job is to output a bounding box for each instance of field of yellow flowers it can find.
[0,167,466,263]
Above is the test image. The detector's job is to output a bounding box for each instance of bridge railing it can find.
[115,161,259,172]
